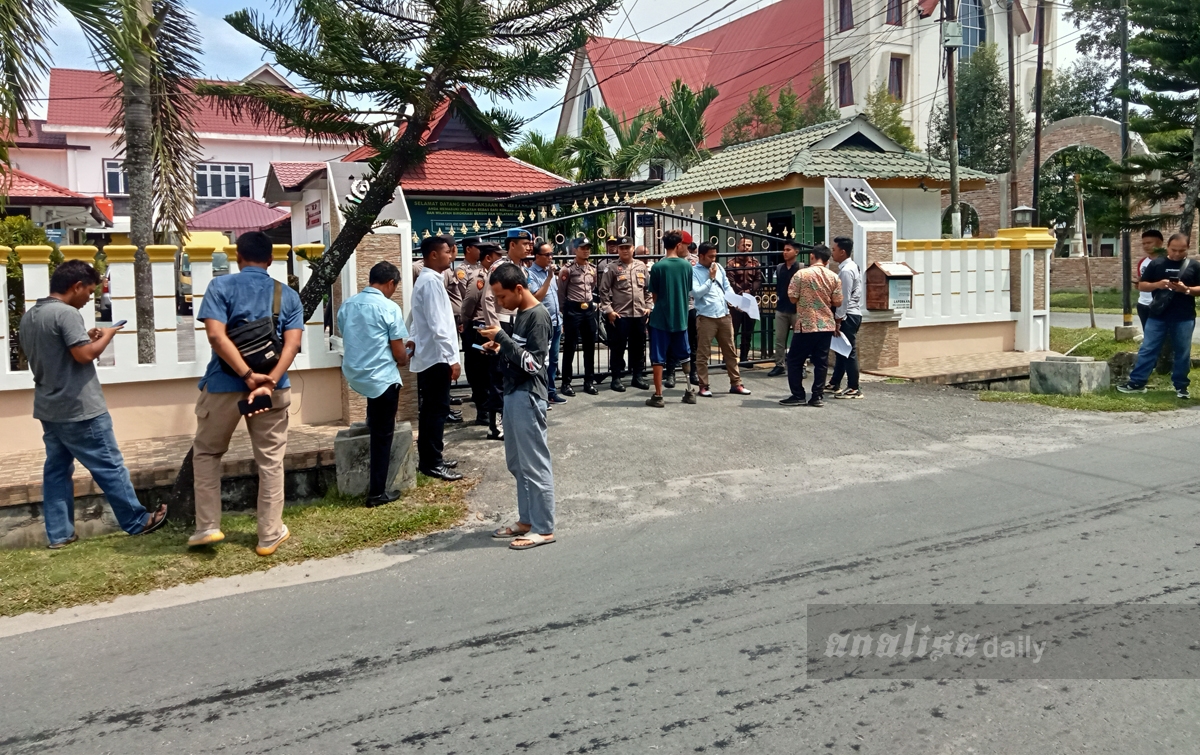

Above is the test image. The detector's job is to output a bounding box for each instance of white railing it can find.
[0,243,339,391]
[895,240,1013,328]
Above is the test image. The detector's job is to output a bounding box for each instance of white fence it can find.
[895,240,1013,328]
[0,243,339,391]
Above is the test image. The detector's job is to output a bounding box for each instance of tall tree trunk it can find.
[1181,112,1200,240]
[124,0,156,364]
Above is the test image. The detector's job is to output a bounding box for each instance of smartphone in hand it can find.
[238,394,273,416]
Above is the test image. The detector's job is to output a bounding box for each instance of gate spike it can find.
[572,201,580,212]
[485,219,493,229]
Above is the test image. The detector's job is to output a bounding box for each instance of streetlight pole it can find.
[1007,0,1019,223]
[1031,0,1047,227]
[944,0,961,238]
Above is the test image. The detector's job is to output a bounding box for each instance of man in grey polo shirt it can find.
[828,236,864,399]
[20,260,167,548]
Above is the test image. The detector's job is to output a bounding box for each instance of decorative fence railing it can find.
[0,243,338,391]
[894,240,1014,328]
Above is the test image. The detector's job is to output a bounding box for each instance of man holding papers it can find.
[692,243,751,397]
[828,237,864,399]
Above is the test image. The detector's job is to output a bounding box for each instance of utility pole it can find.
[1031,0,1047,227]
[944,0,961,238]
[1007,0,1019,222]
[1119,0,1133,329]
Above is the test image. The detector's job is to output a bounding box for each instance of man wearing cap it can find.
[600,236,650,392]
[462,242,503,426]
[526,241,566,404]
[557,237,599,396]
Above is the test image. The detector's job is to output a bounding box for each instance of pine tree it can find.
[1127,0,1200,238]
[720,86,780,146]
[800,73,839,127]
[199,0,617,319]
[930,44,1028,174]
[863,86,916,151]
[1041,59,1121,123]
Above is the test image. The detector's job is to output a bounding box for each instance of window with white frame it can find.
[104,160,128,196]
[960,0,987,61]
[195,163,252,199]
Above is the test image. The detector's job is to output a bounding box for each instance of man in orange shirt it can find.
[779,244,842,408]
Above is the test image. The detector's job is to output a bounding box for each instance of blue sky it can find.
[40,0,1081,139]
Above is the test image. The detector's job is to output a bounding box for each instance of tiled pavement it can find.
[0,424,344,509]
[865,351,1058,384]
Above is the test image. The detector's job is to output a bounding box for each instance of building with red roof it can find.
[6,64,352,244]
[556,0,1055,158]
[0,167,108,241]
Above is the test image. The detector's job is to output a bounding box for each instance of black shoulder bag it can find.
[219,280,283,378]
[1148,258,1192,319]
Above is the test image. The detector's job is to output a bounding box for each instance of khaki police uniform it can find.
[557,259,599,390]
[460,261,492,420]
[600,258,650,387]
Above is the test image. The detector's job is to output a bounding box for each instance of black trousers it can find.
[787,331,833,401]
[463,325,489,414]
[366,383,400,496]
[608,315,647,379]
[561,305,597,386]
[416,363,451,470]
[731,307,755,362]
[830,313,861,390]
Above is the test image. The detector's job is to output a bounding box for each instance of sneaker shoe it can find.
[835,388,863,399]
[824,383,838,392]
[188,529,225,547]
[549,394,568,404]
[646,394,665,408]
[729,384,751,395]
[1117,382,1147,394]
[256,525,290,557]
[698,386,713,397]
[681,391,698,404]
[779,395,807,406]
[808,397,825,408]
[766,366,786,377]
[1178,388,1191,400]
[47,533,79,550]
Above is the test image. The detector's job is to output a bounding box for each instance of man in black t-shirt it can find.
[1118,233,1199,398]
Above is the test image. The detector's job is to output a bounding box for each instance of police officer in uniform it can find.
[600,236,650,392]
[461,242,503,427]
[558,237,599,395]
[476,228,533,439]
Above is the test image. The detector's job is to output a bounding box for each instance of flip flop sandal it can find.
[509,533,556,550]
[136,505,169,536]
[492,525,531,539]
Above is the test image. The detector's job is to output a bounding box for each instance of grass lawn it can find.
[1050,289,1127,315]
[0,475,470,618]
[981,326,1198,412]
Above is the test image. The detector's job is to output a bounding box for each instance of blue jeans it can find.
[1128,317,1195,389]
[547,323,562,398]
[40,412,150,545]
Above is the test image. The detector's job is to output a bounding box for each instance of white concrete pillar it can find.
[183,245,216,366]
[102,245,139,367]
[146,245,179,363]
[59,245,99,332]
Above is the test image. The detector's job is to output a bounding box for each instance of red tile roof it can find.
[918,0,939,18]
[2,167,90,199]
[270,161,327,190]
[582,0,827,148]
[46,68,306,137]
[398,150,570,195]
[187,198,289,232]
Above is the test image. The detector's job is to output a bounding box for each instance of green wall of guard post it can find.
[701,188,820,246]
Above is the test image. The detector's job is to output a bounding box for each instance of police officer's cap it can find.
[613,236,634,247]
[479,242,502,255]
[571,237,593,250]
[461,236,483,249]
[506,228,533,241]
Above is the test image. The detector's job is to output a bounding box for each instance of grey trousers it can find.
[773,312,800,366]
[502,390,556,534]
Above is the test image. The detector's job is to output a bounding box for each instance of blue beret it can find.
[506,228,533,240]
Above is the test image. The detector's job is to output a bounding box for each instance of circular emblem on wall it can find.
[848,187,879,213]
[345,175,371,205]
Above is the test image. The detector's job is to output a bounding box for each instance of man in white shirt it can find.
[828,237,864,399]
[408,235,464,481]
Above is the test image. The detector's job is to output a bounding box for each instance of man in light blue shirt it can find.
[526,241,565,404]
[692,243,750,397]
[337,261,411,505]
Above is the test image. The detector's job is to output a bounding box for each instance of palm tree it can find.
[511,131,577,180]
[573,107,610,182]
[1,0,202,363]
[595,106,655,179]
[653,79,719,174]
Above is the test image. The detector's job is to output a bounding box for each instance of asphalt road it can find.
[4,376,1200,754]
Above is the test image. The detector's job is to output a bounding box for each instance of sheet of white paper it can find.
[741,294,760,320]
[724,288,743,309]
[831,332,853,357]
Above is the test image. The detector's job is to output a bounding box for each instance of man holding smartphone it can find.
[21,260,168,548]
[338,261,410,506]
[190,231,304,556]
[1119,233,1199,398]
